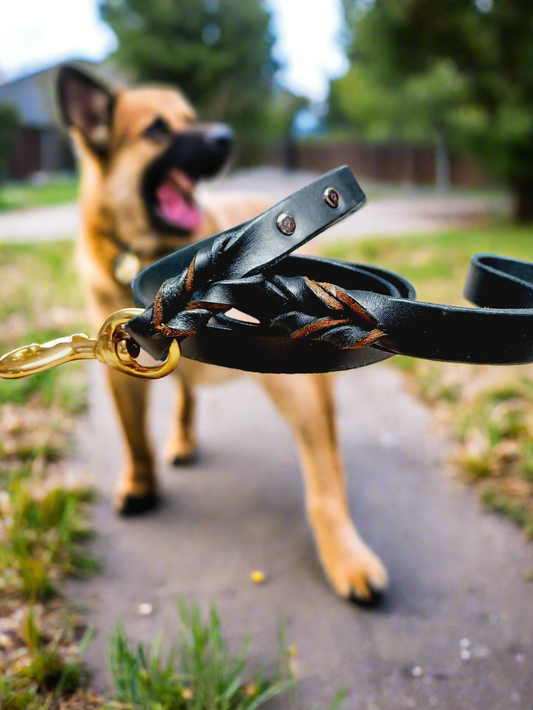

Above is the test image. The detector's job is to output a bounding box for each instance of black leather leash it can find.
[124,166,533,373]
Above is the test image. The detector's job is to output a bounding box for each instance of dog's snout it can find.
[206,124,234,151]
[153,122,234,185]
[195,122,233,149]
[191,122,233,178]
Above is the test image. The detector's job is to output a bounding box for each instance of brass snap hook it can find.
[0,308,180,380]
[94,308,180,379]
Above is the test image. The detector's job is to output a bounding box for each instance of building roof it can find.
[0,59,127,128]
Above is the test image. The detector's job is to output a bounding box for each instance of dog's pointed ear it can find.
[57,65,115,157]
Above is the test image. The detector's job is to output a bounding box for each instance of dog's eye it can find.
[143,118,172,141]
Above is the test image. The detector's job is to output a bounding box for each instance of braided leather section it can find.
[149,235,384,351]
[270,278,385,349]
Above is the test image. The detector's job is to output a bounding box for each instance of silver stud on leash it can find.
[324,187,340,208]
[276,213,296,235]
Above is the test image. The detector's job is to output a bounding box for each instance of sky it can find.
[0,0,348,102]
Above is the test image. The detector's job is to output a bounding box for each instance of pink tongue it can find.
[156,181,202,231]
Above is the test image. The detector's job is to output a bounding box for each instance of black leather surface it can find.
[125,167,533,373]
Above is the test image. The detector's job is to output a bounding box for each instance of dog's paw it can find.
[330,545,388,606]
[116,490,159,516]
[315,525,388,607]
[348,565,387,608]
[166,439,197,467]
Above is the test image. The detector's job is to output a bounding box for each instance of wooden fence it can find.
[257,140,491,188]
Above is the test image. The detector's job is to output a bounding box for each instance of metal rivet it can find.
[276,213,296,235]
[324,187,340,208]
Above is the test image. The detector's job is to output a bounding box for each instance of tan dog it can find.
[57,66,387,604]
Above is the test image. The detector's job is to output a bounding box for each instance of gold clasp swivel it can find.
[0,308,180,380]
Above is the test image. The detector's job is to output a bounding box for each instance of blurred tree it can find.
[262,90,308,169]
[330,60,470,189]
[263,91,309,143]
[0,103,19,184]
[338,0,533,221]
[100,0,278,144]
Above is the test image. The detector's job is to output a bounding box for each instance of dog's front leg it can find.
[105,367,158,515]
[88,289,158,515]
[167,372,197,465]
[261,372,387,604]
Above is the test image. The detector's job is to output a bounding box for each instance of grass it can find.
[0,175,79,211]
[0,482,98,601]
[0,240,99,708]
[0,241,92,604]
[322,223,533,535]
[481,489,533,536]
[0,241,88,411]
[105,602,345,710]
[2,597,343,710]
[106,602,295,710]
[0,604,101,710]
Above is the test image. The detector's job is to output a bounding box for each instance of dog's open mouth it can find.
[151,169,202,233]
[143,127,233,236]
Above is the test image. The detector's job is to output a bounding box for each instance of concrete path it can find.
[71,361,533,709]
[0,168,500,243]
[0,202,80,242]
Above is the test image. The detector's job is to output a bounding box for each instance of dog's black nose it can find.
[206,123,234,152]
[166,122,234,181]
[213,134,232,151]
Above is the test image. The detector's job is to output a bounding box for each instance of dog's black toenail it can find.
[348,585,384,608]
[172,452,198,467]
[119,492,159,516]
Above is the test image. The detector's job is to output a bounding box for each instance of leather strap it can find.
[125,167,533,373]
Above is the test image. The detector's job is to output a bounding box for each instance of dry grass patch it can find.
[0,242,98,708]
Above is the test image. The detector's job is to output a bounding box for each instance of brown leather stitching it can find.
[185,301,228,311]
[304,278,345,311]
[291,317,350,339]
[185,255,196,296]
[153,292,165,330]
[314,281,377,325]
[156,323,194,338]
[347,328,384,349]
